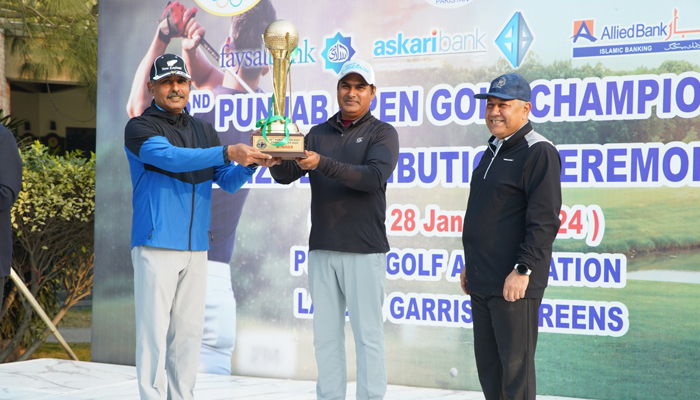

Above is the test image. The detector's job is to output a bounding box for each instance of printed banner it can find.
[95,1,700,398]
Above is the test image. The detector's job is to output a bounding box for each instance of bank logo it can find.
[373,28,486,58]
[194,0,260,16]
[572,20,597,43]
[495,12,533,68]
[571,9,700,59]
[424,0,473,9]
[321,32,356,74]
[219,39,316,73]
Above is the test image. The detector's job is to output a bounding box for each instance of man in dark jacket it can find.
[124,54,277,400]
[0,124,22,302]
[460,73,562,400]
[270,59,399,400]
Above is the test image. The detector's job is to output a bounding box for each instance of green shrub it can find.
[0,141,95,362]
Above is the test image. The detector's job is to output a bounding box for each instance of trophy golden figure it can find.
[252,19,306,158]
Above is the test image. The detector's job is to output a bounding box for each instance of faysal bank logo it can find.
[425,0,473,9]
[321,32,356,74]
[194,0,260,16]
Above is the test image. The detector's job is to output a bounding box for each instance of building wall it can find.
[11,88,96,139]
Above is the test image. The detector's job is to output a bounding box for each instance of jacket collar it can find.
[143,100,191,127]
[329,111,374,133]
[488,121,532,152]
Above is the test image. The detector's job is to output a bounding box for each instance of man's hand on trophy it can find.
[257,157,282,168]
[296,151,320,170]
[228,143,273,167]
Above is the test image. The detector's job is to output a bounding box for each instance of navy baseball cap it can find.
[150,54,191,81]
[474,73,531,102]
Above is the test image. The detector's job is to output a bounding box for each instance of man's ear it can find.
[261,67,269,77]
[147,81,155,95]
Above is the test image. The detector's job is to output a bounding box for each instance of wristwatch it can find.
[514,263,531,276]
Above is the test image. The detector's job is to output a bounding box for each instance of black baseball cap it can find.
[150,54,191,81]
[474,73,531,102]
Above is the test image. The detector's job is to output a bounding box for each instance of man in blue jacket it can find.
[126,0,278,374]
[460,73,562,400]
[124,54,277,400]
[0,124,22,302]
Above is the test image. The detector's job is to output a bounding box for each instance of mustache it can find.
[167,92,186,99]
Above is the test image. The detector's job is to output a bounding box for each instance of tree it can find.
[0,142,95,362]
[0,0,98,103]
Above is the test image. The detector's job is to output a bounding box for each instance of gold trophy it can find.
[251,19,306,158]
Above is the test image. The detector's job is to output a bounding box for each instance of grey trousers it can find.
[308,250,387,400]
[132,246,208,400]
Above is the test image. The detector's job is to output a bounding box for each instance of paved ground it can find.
[0,359,592,400]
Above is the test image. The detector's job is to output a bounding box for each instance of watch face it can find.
[517,264,529,274]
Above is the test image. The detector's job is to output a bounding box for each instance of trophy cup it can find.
[252,20,306,158]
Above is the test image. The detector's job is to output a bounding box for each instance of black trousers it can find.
[470,292,542,400]
[0,276,5,306]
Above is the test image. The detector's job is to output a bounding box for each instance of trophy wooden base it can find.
[252,121,306,159]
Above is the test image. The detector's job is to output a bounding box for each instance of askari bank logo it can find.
[495,12,533,68]
[194,0,260,16]
[571,8,700,58]
[373,28,486,58]
[321,32,355,74]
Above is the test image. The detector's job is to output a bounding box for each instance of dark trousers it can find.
[0,276,5,306]
[470,292,542,400]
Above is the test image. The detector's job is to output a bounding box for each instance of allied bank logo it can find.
[571,9,700,58]
[495,12,533,68]
[572,20,597,43]
[321,32,356,74]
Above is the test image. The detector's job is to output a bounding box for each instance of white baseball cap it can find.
[337,59,376,86]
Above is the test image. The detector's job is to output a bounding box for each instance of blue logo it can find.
[373,29,486,58]
[495,12,533,68]
[321,32,355,74]
[572,20,598,43]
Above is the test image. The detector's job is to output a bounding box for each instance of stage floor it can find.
[0,358,587,400]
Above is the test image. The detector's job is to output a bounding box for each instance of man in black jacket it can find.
[460,73,562,400]
[270,59,399,400]
[0,124,22,301]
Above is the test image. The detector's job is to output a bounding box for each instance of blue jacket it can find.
[124,102,254,251]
